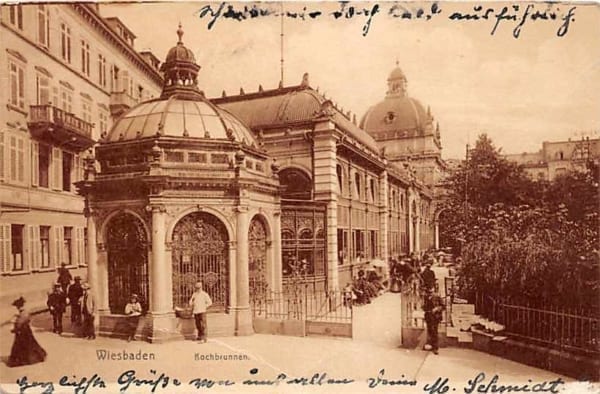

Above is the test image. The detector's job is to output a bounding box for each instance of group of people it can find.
[47,264,97,339]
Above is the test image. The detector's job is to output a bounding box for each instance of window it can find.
[81,98,92,123]
[60,89,73,112]
[11,225,24,271]
[354,172,361,199]
[37,143,51,188]
[336,164,343,194]
[110,65,119,91]
[9,5,23,30]
[353,229,365,259]
[9,59,25,109]
[98,54,107,87]
[9,135,25,184]
[337,229,348,264]
[36,74,51,105]
[60,23,72,63]
[138,85,144,102]
[0,132,4,182]
[83,228,88,265]
[81,39,90,76]
[62,151,73,191]
[40,226,50,268]
[369,178,376,202]
[369,230,377,258]
[98,108,109,134]
[63,227,72,265]
[37,5,50,48]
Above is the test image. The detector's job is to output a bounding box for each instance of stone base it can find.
[233,307,254,336]
[99,312,183,343]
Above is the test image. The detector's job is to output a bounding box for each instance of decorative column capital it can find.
[146,204,167,214]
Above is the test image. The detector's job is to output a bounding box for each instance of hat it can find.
[53,283,62,288]
[61,263,67,267]
[82,282,91,290]
[12,296,25,308]
[130,293,138,299]
[74,276,82,281]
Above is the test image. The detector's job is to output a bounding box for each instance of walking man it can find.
[189,281,212,343]
[81,283,96,339]
[47,284,67,334]
[67,276,83,326]
[423,289,445,355]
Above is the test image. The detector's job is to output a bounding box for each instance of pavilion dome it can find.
[105,95,258,145]
[103,24,258,147]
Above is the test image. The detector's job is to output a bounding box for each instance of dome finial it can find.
[177,22,184,44]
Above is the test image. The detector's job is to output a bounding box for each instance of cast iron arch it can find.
[171,211,229,311]
[105,212,149,314]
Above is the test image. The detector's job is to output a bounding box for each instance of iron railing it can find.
[475,293,600,355]
[29,105,93,138]
[251,288,352,323]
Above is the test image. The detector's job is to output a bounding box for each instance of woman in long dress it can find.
[7,297,47,367]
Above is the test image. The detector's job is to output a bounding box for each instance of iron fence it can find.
[475,293,600,355]
[251,288,352,323]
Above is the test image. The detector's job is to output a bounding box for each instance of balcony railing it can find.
[29,105,93,138]
[28,105,95,151]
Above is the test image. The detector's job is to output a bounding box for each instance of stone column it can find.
[150,205,170,313]
[235,207,253,335]
[147,204,178,342]
[86,212,98,295]
[379,170,389,263]
[313,122,339,291]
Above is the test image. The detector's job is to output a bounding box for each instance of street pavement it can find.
[0,294,594,394]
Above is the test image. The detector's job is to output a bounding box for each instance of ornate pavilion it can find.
[78,27,442,341]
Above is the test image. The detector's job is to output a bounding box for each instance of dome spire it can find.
[177,22,184,44]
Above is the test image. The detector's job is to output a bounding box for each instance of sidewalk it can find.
[0,303,590,393]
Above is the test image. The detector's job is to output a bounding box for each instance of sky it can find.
[101,1,600,159]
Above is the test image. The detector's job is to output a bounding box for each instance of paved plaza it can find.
[1,294,593,394]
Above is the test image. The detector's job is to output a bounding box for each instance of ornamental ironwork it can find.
[171,212,229,311]
[106,212,149,314]
[249,217,268,301]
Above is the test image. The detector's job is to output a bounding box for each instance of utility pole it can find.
[464,143,469,221]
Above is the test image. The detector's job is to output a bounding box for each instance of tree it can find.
[441,134,599,310]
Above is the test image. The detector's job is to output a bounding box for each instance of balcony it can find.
[109,91,139,118]
[28,105,95,151]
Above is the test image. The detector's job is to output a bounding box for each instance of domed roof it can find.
[105,95,258,145]
[360,96,430,134]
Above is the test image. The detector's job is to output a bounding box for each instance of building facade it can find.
[505,137,599,180]
[0,3,162,316]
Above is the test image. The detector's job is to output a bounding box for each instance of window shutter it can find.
[52,226,62,267]
[33,225,41,270]
[76,227,83,265]
[23,225,32,272]
[31,141,39,186]
[0,224,12,273]
[51,147,62,190]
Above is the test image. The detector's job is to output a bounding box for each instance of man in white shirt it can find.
[189,281,212,342]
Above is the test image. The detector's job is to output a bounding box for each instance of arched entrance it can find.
[248,217,268,301]
[171,212,229,311]
[106,212,149,314]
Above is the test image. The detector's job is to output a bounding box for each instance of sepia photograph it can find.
[0,1,598,393]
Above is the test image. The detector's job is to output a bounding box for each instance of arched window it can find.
[279,168,311,200]
[336,164,343,194]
